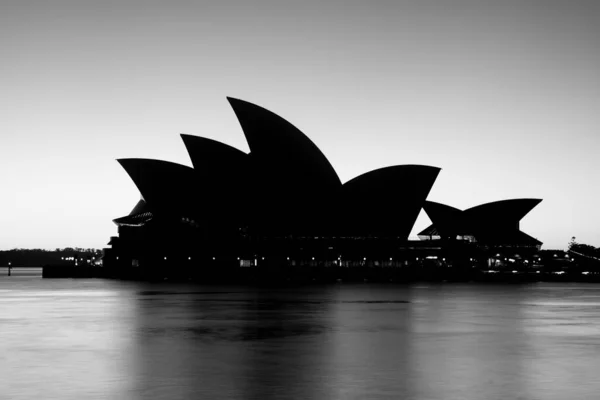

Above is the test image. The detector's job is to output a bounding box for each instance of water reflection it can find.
[130,286,336,400]
[3,280,600,400]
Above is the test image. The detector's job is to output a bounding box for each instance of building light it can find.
[582,271,590,275]
[212,257,216,260]
[312,257,315,260]
[364,257,367,261]
[512,270,518,274]
[116,257,119,260]
[164,257,167,260]
[262,257,265,260]
[286,257,289,260]
[237,257,240,260]
[188,257,191,260]
[389,258,392,261]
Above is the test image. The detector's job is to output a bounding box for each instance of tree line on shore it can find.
[0,248,101,267]
[568,237,600,259]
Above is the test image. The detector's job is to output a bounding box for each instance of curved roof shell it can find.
[464,199,542,225]
[227,97,346,236]
[227,97,342,194]
[341,165,440,239]
[117,158,201,217]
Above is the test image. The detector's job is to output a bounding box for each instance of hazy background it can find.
[1,0,599,250]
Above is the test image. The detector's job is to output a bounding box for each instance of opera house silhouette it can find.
[104,98,542,280]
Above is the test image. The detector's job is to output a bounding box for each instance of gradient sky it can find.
[1,0,599,250]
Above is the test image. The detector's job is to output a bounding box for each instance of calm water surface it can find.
[2,277,600,400]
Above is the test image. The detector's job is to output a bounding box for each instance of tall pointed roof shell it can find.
[227,97,342,193]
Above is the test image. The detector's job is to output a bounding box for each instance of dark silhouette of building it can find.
[104,97,542,277]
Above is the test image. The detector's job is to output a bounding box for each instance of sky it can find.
[1,0,599,250]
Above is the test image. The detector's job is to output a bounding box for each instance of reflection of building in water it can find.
[128,288,336,399]
[103,98,542,278]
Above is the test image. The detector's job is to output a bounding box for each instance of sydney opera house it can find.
[104,98,542,277]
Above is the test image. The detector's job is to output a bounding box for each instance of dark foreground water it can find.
[2,278,600,400]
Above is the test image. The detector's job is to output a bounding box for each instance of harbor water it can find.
[2,277,600,399]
